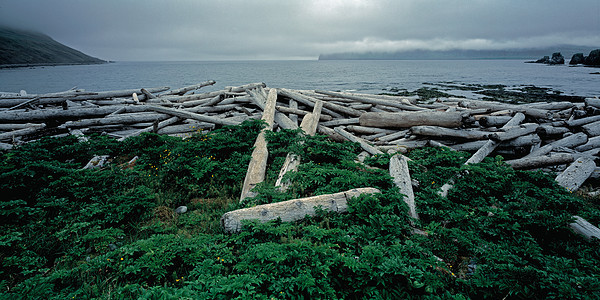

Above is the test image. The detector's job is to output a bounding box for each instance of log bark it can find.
[555,156,596,192]
[410,126,490,140]
[148,105,239,126]
[360,111,463,128]
[240,88,278,202]
[565,115,600,127]
[222,187,381,233]
[346,125,397,135]
[526,132,588,158]
[390,154,419,220]
[505,153,574,170]
[536,125,570,137]
[334,127,383,155]
[478,115,512,127]
[575,136,600,152]
[570,216,600,240]
[314,90,426,111]
[582,120,600,137]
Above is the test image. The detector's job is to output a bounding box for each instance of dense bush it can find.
[1,119,598,299]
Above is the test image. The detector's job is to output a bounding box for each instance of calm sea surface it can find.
[0,60,598,97]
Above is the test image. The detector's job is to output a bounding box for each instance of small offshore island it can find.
[0,26,106,68]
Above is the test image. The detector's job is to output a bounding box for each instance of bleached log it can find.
[570,216,600,240]
[387,139,429,149]
[537,125,570,137]
[315,90,426,111]
[117,117,180,141]
[478,115,512,127]
[0,124,46,141]
[229,82,266,93]
[459,99,551,119]
[526,101,575,110]
[334,127,383,155]
[376,130,410,143]
[288,99,298,125]
[488,123,539,141]
[279,88,362,117]
[248,88,298,130]
[565,115,600,127]
[222,187,381,233]
[240,88,278,202]
[61,112,171,128]
[526,132,588,158]
[582,120,600,137]
[141,88,157,99]
[161,80,216,96]
[465,114,527,164]
[346,125,397,135]
[275,101,323,191]
[148,105,239,126]
[390,154,419,220]
[0,105,150,122]
[451,134,540,151]
[275,105,332,121]
[505,153,574,170]
[317,125,346,142]
[575,136,600,152]
[0,142,13,150]
[156,122,214,135]
[0,123,45,131]
[82,155,110,170]
[320,117,360,127]
[360,111,463,128]
[411,126,490,140]
[585,98,600,109]
[555,156,596,192]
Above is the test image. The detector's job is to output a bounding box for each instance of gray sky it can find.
[1,0,599,61]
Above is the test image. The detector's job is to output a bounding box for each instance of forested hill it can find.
[0,26,106,66]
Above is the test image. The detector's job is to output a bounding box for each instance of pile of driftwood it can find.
[1,81,599,237]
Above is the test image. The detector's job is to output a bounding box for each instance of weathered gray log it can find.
[117,117,180,141]
[575,136,600,152]
[229,82,266,93]
[451,134,540,151]
[585,98,600,109]
[390,154,419,220]
[141,88,157,99]
[320,117,360,127]
[488,123,539,141]
[148,105,239,126]
[240,88,278,202]
[7,96,41,111]
[248,88,298,130]
[288,99,298,125]
[317,125,346,142]
[565,115,600,127]
[360,111,463,128]
[478,115,512,127]
[537,125,570,137]
[334,127,383,155]
[157,122,214,135]
[465,113,526,165]
[346,125,397,135]
[411,126,490,140]
[0,123,45,131]
[61,112,172,128]
[0,141,13,150]
[505,153,575,170]
[0,124,46,141]
[279,89,362,117]
[0,105,150,122]
[526,132,588,158]
[275,105,332,121]
[275,100,323,191]
[161,80,216,96]
[376,130,410,143]
[526,101,575,110]
[555,156,596,192]
[459,99,551,119]
[315,90,426,111]
[387,138,429,149]
[582,120,600,137]
[570,216,600,240]
[222,187,381,233]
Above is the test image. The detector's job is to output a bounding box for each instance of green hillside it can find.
[0,26,106,66]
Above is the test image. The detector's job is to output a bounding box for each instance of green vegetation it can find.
[1,119,599,299]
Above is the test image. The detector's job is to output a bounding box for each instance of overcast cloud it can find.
[1,0,598,61]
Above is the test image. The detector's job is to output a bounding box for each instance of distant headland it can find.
[0,26,106,68]
[318,46,598,61]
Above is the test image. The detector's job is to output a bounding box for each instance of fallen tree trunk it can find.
[505,153,575,170]
[222,187,381,233]
[148,105,239,126]
[410,126,490,140]
[526,132,588,158]
[0,105,150,122]
[488,123,539,141]
[570,216,600,240]
[555,156,596,192]
[315,90,425,111]
[360,111,463,128]
[390,154,419,220]
[575,136,600,152]
[279,88,362,117]
[334,127,383,155]
[582,120,600,137]
[459,99,551,119]
[0,124,46,141]
[240,88,278,202]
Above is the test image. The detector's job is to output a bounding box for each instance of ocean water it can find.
[0,60,598,97]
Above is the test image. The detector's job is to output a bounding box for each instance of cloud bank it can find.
[0,0,598,60]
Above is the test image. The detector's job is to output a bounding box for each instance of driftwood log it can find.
[222,187,381,233]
